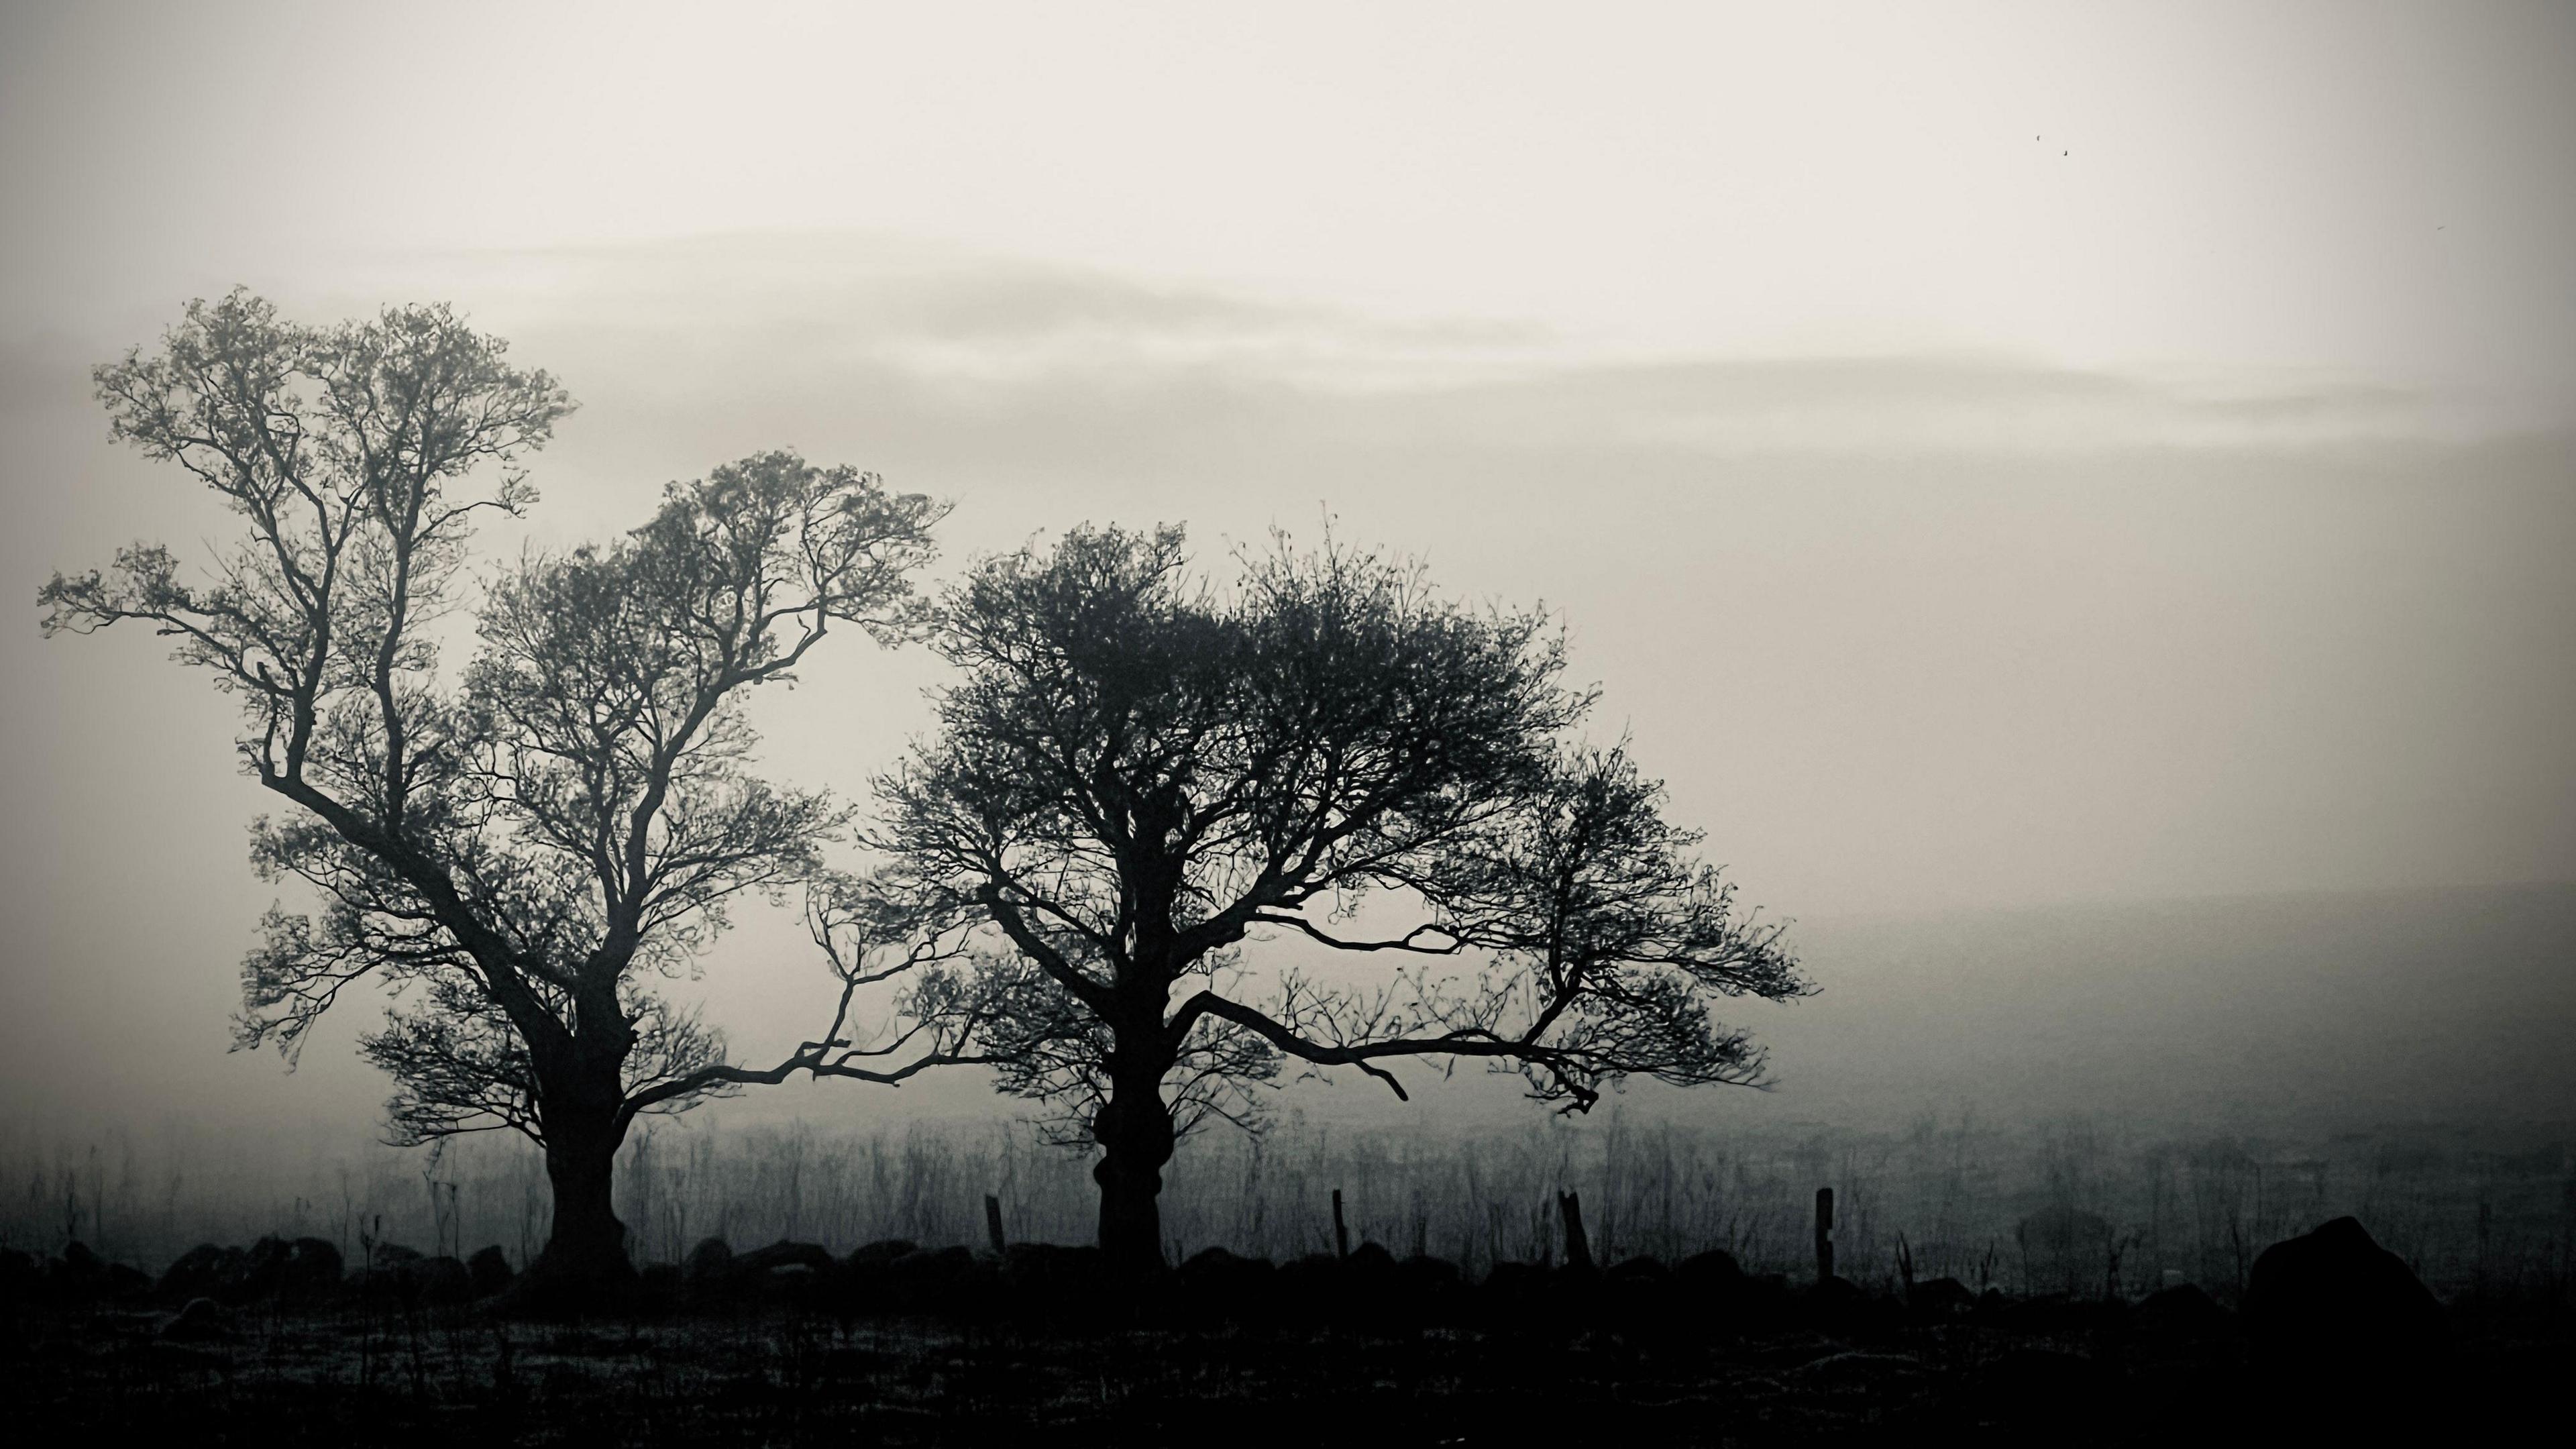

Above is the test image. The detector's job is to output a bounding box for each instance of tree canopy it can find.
[871,524,1807,1266]
[42,291,963,1291]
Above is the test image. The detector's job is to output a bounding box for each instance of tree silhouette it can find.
[42,291,966,1299]
[873,524,1809,1271]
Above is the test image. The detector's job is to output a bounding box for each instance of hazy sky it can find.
[3,1,2571,1142]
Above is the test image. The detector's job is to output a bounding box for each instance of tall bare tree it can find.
[42,292,964,1296]
[874,525,1808,1271]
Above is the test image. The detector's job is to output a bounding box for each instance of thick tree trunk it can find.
[1092,1062,1176,1275]
[514,1078,638,1312]
[535,1128,634,1286]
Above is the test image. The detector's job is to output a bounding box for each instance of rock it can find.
[370,1242,424,1269]
[1605,1255,1670,1287]
[1480,1260,1554,1305]
[1343,1241,1398,1284]
[1796,1273,1895,1332]
[158,1243,246,1302]
[2016,1205,2114,1296]
[1396,1254,1463,1297]
[361,1252,472,1306]
[239,1235,341,1301]
[885,1245,981,1309]
[1796,1350,1925,1385]
[1908,1275,1976,1320]
[1676,1248,1745,1287]
[1,1246,39,1307]
[638,1261,684,1307]
[405,1254,474,1305]
[684,1237,735,1284]
[1177,1246,1273,1313]
[2136,1281,2231,1339]
[2243,1217,2447,1378]
[845,1239,918,1267]
[468,1246,514,1297]
[162,1296,233,1341]
[1674,1250,1789,1322]
[737,1239,836,1275]
[40,1242,112,1304]
[1966,1346,2120,1419]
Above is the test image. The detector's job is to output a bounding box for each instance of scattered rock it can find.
[1965,1346,2120,1420]
[158,1243,245,1302]
[684,1237,735,1284]
[1177,1245,1273,1311]
[2136,1281,2231,1339]
[2016,1205,2114,1295]
[737,1239,836,1276]
[1396,1254,1462,1296]
[468,1245,515,1297]
[162,1295,233,1340]
[1908,1275,1976,1320]
[239,1235,341,1301]
[2243,1216,2447,1377]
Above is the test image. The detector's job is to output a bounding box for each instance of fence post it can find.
[1815,1187,1835,1285]
[985,1194,1007,1258]
[1559,1191,1595,1273]
[1332,1189,1350,1260]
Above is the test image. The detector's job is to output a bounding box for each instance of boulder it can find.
[360,1252,472,1306]
[369,1242,424,1269]
[737,1239,836,1276]
[1177,1246,1273,1313]
[2016,1205,2114,1296]
[239,1235,341,1301]
[684,1237,735,1285]
[2243,1216,2447,1378]
[1396,1254,1463,1298]
[2135,1281,2231,1340]
[1479,1260,1554,1306]
[162,1295,233,1341]
[2,1246,40,1307]
[1907,1275,1976,1320]
[885,1245,982,1310]
[467,1246,515,1297]
[845,1239,918,1267]
[158,1243,246,1303]
[1964,1346,2121,1423]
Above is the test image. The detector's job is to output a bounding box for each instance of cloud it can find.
[362,231,2477,474]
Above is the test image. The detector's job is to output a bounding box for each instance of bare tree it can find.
[872,524,1809,1271]
[41,291,966,1297]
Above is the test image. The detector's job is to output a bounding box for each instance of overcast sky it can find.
[3,1,2571,1142]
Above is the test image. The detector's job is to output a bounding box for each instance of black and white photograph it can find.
[3,2,2571,1441]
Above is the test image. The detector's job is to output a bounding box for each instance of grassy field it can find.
[9,1110,2570,1303]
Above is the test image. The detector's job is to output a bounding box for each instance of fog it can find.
[3,3,2572,1165]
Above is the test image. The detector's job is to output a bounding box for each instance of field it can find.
[6,1111,2573,1442]
[13,1111,2573,1302]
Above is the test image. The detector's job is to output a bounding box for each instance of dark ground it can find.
[5,1259,2566,1446]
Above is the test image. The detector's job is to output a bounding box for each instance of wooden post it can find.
[1815,1187,1835,1285]
[1332,1189,1350,1260]
[985,1194,1007,1258]
[1559,1191,1595,1273]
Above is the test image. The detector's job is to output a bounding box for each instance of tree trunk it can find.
[1092,1060,1176,1275]
[516,1089,638,1311]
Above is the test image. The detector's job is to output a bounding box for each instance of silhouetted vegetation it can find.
[40,294,961,1303]
[3,1116,2567,1442]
